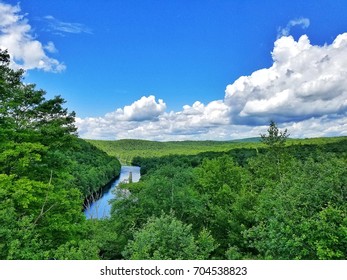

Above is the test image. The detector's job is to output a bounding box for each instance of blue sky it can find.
[1,0,347,140]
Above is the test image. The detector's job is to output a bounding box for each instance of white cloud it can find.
[105,95,166,122]
[77,110,347,141]
[178,100,230,126]
[76,96,231,140]
[225,33,347,125]
[286,114,347,138]
[0,2,65,72]
[278,17,310,38]
[44,41,57,53]
[77,33,347,141]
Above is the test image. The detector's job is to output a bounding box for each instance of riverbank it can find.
[84,166,141,219]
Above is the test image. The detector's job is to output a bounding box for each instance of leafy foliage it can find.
[123,213,217,260]
[105,121,347,260]
[0,49,120,259]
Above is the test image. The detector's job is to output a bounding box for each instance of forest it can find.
[0,49,120,259]
[86,138,262,164]
[1,48,346,260]
[87,136,345,164]
[91,127,347,260]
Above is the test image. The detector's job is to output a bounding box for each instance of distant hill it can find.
[86,138,260,164]
[229,137,262,143]
[86,136,347,164]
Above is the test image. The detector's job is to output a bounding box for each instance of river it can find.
[84,165,141,219]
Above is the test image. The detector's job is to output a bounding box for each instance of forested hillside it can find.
[87,136,346,165]
[89,124,347,260]
[0,49,120,259]
[87,139,256,164]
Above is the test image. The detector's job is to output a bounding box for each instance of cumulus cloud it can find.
[76,96,231,140]
[182,101,230,124]
[285,114,347,138]
[278,17,310,38]
[104,95,167,122]
[77,113,347,141]
[0,2,65,72]
[225,33,347,125]
[77,33,347,141]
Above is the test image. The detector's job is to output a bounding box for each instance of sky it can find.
[1,0,347,140]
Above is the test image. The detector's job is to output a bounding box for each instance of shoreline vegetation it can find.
[83,172,121,212]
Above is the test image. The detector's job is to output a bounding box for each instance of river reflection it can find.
[84,166,140,219]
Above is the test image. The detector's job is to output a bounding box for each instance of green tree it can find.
[195,156,255,257]
[257,120,291,184]
[260,120,289,148]
[122,213,217,260]
[0,174,89,259]
[244,154,347,259]
[0,49,121,259]
[53,239,100,260]
[0,48,77,182]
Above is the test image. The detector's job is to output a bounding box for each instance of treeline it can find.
[132,137,347,176]
[90,123,346,260]
[88,136,346,165]
[63,138,121,197]
[0,49,120,259]
[87,138,261,164]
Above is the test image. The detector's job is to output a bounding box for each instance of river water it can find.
[84,166,141,219]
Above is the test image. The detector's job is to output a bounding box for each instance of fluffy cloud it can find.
[182,100,230,125]
[225,33,347,125]
[104,95,166,122]
[78,33,347,141]
[0,2,65,72]
[77,111,347,141]
[77,96,231,140]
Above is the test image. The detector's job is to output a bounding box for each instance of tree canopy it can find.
[0,49,120,259]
